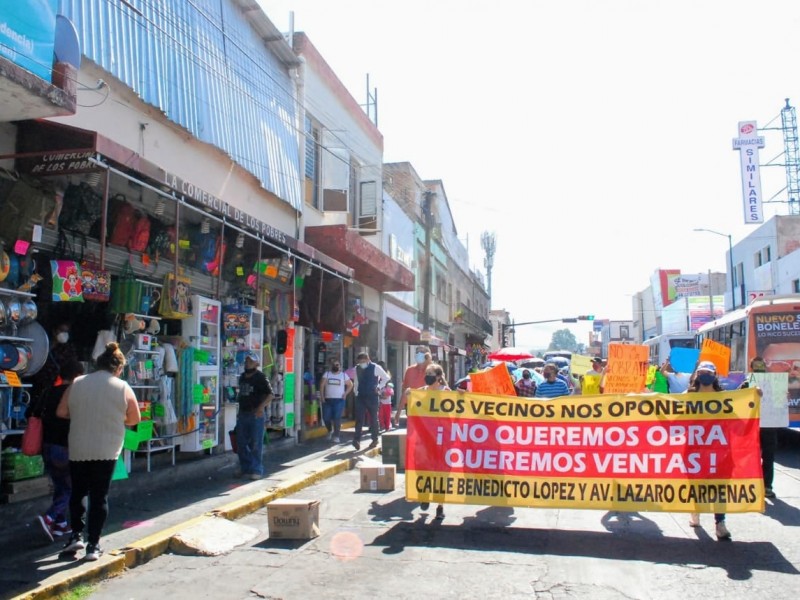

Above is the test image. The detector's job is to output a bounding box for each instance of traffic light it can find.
[501,323,510,347]
[577,315,595,321]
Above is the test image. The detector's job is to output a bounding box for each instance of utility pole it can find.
[422,190,434,337]
[481,231,496,301]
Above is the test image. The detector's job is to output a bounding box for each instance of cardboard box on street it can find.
[266,499,320,540]
[381,429,406,470]
[359,464,396,491]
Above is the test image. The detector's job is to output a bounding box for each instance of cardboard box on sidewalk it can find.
[359,464,396,491]
[381,429,406,470]
[266,499,320,540]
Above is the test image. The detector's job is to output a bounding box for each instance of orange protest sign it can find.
[602,343,649,394]
[406,389,763,513]
[699,339,731,376]
[469,363,516,396]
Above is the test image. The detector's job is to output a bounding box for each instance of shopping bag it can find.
[80,255,111,302]
[110,260,142,314]
[21,416,43,456]
[50,260,84,302]
[158,272,193,319]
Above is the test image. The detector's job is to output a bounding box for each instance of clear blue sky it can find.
[260,0,800,347]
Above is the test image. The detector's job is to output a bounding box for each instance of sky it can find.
[259,0,800,349]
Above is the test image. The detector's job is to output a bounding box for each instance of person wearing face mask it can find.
[352,352,390,451]
[746,356,778,499]
[30,321,79,411]
[515,369,537,397]
[234,352,274,480]
[534,364,571,399]
[686,361,731,540]
[413,364,450,520]
[319,359,353,443]
[394,346,433,427]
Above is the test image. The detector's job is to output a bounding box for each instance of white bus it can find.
[643,332,695,367]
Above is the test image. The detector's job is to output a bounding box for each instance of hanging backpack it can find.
[59,183,102,236]
[147,219,175,263]
[128,211,151,252]
[109,200,137,247]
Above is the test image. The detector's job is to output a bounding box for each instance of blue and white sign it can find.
[732,120,765,224]
[0,1,58,82]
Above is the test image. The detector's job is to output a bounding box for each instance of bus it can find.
[696,294,800,426]
[643,332,695,367]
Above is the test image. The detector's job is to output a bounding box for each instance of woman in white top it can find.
[319,360,353,443]
[56,342,140,561]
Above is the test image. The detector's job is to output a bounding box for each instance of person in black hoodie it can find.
[35,359,85,542]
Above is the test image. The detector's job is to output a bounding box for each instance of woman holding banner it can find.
[686,361,731,541]
[408,363,450,520]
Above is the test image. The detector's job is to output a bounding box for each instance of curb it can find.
[14,445,381,600]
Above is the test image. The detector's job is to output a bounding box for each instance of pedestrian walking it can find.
[35,360,85,542]
[394,345,432,426]
[235,351,273,480]
[56,343,140,561]
[515,369,537,397]
[686,361,731,540]
[352,352,390,451]
[748,356,778,499]
[535,364,571,399]
[319,359,353,443]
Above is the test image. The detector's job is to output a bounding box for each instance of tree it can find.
[549,329,578,352]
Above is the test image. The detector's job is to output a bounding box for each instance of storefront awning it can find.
[386,318,421,343]
[4,120,353,280]
[304,225,414,292]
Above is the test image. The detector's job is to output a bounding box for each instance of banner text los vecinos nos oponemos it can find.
[405,389,763,513]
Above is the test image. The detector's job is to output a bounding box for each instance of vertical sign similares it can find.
[732,121,765,224]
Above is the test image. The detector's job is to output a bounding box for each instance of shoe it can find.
[332,436,340,443]
[715,522,731,541]
[688,513,700,527]
[352,439,361,451]
[420,502,430,511]
[62,533,85,553]
[52,521,72,537]
[435,505,445,520]
[37,515,55,542]
[765,487,776,499]
[327,431,333,441]
[367,440,379,450]
[249,473,262,480]
[84,543,103,561]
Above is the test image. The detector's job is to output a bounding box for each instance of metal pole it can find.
[422,191,433,333]
[728,234,736,310]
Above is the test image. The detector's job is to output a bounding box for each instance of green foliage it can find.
[56,584,97,600]
[549,329,578,352]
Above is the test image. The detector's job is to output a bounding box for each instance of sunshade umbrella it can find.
[518,357,545,369]
[487,347,535,362]
[512,367,544,384]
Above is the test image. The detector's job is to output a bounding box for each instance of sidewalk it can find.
[0,422,383,600]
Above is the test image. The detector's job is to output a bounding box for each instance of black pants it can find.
[760,428,779,489]
[354,396,379,443]
[69,459,116,545]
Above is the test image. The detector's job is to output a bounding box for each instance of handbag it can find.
[158,272,193,319]
[80,254,111,302]
[110,260,143,314]
[21,416,43,456]
[50,260,84,302]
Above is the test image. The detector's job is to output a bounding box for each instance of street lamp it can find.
[693,228,736,310]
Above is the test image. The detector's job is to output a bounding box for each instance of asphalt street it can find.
[87,440,800,600]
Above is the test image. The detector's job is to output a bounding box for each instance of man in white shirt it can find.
[660,359,691,394]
